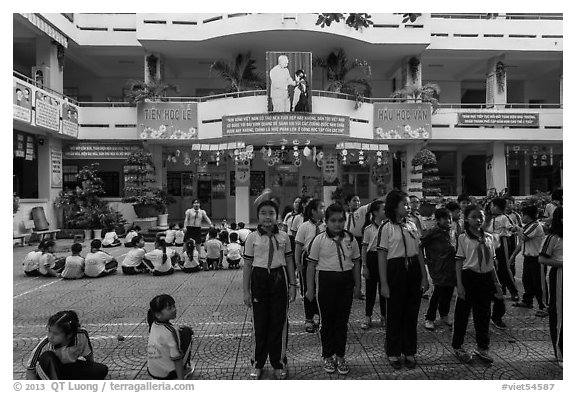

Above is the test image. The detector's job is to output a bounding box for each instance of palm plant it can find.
[313,48,372,109]
[210,53,266,93]
[390,83,441,113]
[124,78,179,104]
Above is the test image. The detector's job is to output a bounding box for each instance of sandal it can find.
[305,320,315,333]
[360,317,371,330]
[249,367,262,380]
[274,368,287,380]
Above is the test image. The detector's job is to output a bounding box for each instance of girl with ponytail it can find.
[145,237,181,276]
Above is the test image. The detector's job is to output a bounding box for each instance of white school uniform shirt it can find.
[23,250,42,272]
[205,239,224,259]
[521,221,545,257]
[174,230,185,244]
[295,220,326,251]
[183,249,200,268]
[290,214,304,236]
[124,231,138,244]
[164,230,176,244]
[28,330,93,371]
[85,251,114,277]
[147,321,184,378]
[38,253,57,276]
[540,234,563,262]
[243,225,292,269]
[455,232,496,274]
[122,248,146,267]
[488,214,514,238]
[346,203,371,238]
[61,256,85,279]
[227,242,242,261]
[102,231,119,246]
[185,208,208,227]
[307,230,361,272]
[283,212,299,233]
[145,248,176,272]
[362,221,383,252]
[376,220,421,259]
[237,228,251,243]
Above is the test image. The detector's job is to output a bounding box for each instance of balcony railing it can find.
[437,103,562,109]
[431,13,562,20]
[13,70,79,105]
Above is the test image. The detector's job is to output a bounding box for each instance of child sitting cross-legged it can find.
[22,240,45,277]
[122,235,152,275]
[178,240,201,273]
[146,237,181,276]
[84,240,118,278]
[226,232,242,269]
[124,226,141,247]
[60,243,85,280]
[102,227,121,248]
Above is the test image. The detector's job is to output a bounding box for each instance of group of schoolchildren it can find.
[24,189,563,380]
[21,221,255,279]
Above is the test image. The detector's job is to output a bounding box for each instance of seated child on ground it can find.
[218,230,229,269]
[236,222,251,246]
[84,240,118,278]
[164,224,177,246]
[60,243,85,280]
[102,228,121,248]
[124,226,141,247]
[122,236,151,275]
[204,228,224,271]
[227,232,242,269]
[174,224,185,247]
[145,237,180,276]
[23,240,45,277]
[178,239,201,273]
[147,295,194,380]
[39,240,65,277]
[27,310,108,380]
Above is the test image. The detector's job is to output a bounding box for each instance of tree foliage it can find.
[124,78,179,104]
[391,83,441,113]
[210,53,266,93]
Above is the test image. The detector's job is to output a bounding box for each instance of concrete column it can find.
[37,134,62,229]
[35,36,63,94]
[235,186,250,224]
[149,145,165,189]
[456,150,463,196]
[486,56,507,109]
[404,145,423,198]
[487,142,507,193]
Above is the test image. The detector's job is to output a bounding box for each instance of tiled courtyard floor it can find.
[13,241,562,380]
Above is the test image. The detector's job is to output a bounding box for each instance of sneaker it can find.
[439,316,453,327]
[184,361,196,379]
[535,309,549,317]
[512,301,533,308]
[249,367,262,380]
[360,316,371,330]
[511,294,520,302]
[336,357,350,375]
[454,348,473,363]
[491,319,507,329]
[388,356,402,370]
[404,356,417,369]
[323,357,336,373]
[305,320,316,333]
[274,368,287,380]
[424,320,435,331]
[474,347,494,363]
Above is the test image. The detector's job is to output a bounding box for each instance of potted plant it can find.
[210,52,266,93]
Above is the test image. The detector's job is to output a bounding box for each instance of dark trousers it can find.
[298,252,319,320]
[425,285,454,321]
[121,262,149,275]
[452,270,494,350]
[102,240,121,248]
[207,258,219,270]
[548,267,563,361]
[38,352,108,380]
[385,257,423,357]
[316,270,354,358]
[182,266,202,273]
[492,296,506,323]
[250,266,289,369]
[522,256,545,308]
[25,270,41,277]
[495,237,518,296]
[153,268,174,276]
[365,251,386,318]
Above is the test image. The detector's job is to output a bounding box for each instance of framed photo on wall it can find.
[266,51,312,113]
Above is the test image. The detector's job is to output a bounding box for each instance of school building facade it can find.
[13,13,563,228]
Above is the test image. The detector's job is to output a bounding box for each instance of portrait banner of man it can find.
[266,52,312,113]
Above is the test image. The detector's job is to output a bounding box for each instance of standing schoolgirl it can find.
[360,200,387,330]
[539,207,563,367]
[243,200,297,380]
[452,204,503,364]
[290,196,312,237]
[306,203,362,375]
[294,199,326,333]
[283,197,302,248]
[376,190,429,370]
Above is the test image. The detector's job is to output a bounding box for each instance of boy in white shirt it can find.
[102,228,121,248]
[85,240,118,277]
[174,224,185,247]
[226,232,242,269]
[60,243,85,279]
[124,226,141,247]
[23,241,45,277]
[164,224,177,246]
[236,222,251,245]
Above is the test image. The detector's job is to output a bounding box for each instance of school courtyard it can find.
[13,241,562,380]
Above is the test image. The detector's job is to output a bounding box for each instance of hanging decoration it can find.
[184,152,191,166]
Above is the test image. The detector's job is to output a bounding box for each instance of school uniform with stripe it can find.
[540,234,563,363]
[519,221,546,308]
[308,230,361,359]
[243,225,293,370]
[451,231,499,351]
[363,221,387,319]
[376,220,422,357]
[488,214,519,297]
